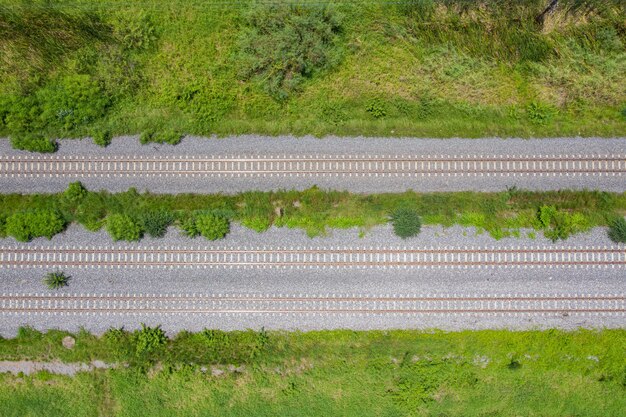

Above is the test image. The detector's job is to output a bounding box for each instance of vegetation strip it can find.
[1,0,625,146]
[0,184,625,241]
[0,328,624,416]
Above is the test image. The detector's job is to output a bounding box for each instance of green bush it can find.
[153,130,182,145]
[0,214,7,237]
[43,271,70,289]
[527,101,557,125]
[238,3,343,100]
[10,134,57,153]
[36,75,109,130]
[139,130,154,144]
[391,208,422,239]
[106,213,143,241]
[366,99,387,119]
[92,129,112,147]
[180,216,199,238]
[135,324,167,356]
[140,210,174,238]
[608,217,626,243]
[63,181,88,203]
[5,210,66,241]
[195,212,230,240]
[536,205,590,241]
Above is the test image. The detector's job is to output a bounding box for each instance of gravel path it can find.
[1,135,625,193]
[0,225,623,335]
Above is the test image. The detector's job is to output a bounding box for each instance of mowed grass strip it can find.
[0,328,624,416]
[0,0,625,145]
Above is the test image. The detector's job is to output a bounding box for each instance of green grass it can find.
[1,185,625,240]
[1,0,625,144]
[0,328,624,416]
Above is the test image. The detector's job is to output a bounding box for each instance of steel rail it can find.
[1,293,624,316]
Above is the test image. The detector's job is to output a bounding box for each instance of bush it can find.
[238,3,343,100]
[180,216,199,238]
[64,181,88,203]
[43,271,70,289]
[391,208,422,239]
[153,130,183,145]
[526,101,557,125]
[10,134,57,153]
[366,99,387,119]
[135,324,167,356]
[92,129,112,147]
[5,210,66,241]
[36,74,109,130]
[140,210,174,238]
[139,130,154,144]
[536,205,590,241]
[608,217,626,243]
[195,212,230,240]
[106,213,143,241]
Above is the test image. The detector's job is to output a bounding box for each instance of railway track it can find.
[1,245,624,269]
[1,293,623,316]
[1,154,624,178]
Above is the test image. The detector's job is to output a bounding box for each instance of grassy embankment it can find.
[1,0,625,147]
[0,328,625,416]
[1,185,625,241]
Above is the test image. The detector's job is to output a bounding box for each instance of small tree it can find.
[44,271,70,289]
[391,208,422,239]
[608,217,626,243]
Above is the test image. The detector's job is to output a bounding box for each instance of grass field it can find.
[0,328,625,416]
[1,186,625,241]
[1,0,625,145]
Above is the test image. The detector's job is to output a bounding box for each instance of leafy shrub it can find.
[608,217,626,243]
[10,134,57,153]
[0,214,6,237]
[366,99,387,119]
[64,181,88,202]
[36,75,109,130]
[92,129,112,147]
[536,205,590,241]
[106,213,143,241]
[527,101,557,125]
[391,208,422,238]
[139,130,154,144]
[112,12,156,51]
[5,210,66,241]
[195,212,230,240]
[153,130,182,145]
[135,324,167,356]
[241,216,271,232]
[43,271,70,289]
[238,3,343,100]
[140,210,174,238]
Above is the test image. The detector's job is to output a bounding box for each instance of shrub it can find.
[536,205,590,241]
[526,101,557,125]
[238,3,343,100]
[366,99,387,119]
[140,210,174,238]
[106,213,143,241]
[10,134,57,153]
[391,208,422,238]
[153,130,182,145]
[139,130,154,144]
[5,210,66,241]
[608,217,626,243]
[64,181,88,202]
[0,214,7,237]
[92,129,112,147]
[43,271,70,289]
[135,324,167,356]
[195,212,230,240]
[36,74,109,130]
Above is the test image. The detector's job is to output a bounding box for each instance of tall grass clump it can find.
[608,217,626,243]
[43,270,70,289]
